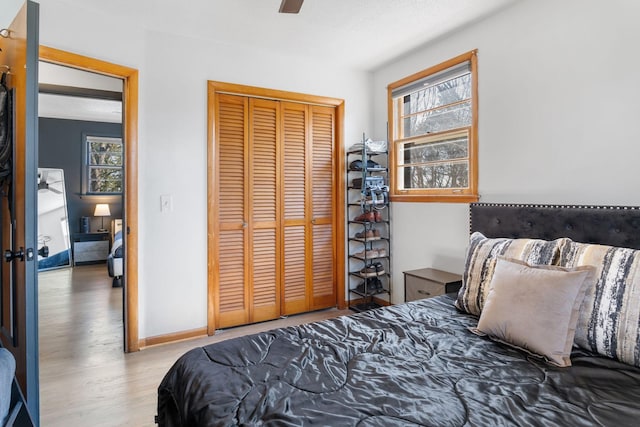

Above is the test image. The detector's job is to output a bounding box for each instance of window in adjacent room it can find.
[84,135,123,194]
[387,50,478,202]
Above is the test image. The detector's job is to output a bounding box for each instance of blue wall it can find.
[39,118,123,235]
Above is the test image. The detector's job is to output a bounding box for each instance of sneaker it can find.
[360,262,385,277]
[354,277,383,295]
[375,248,387,257]
[373,211,383,222]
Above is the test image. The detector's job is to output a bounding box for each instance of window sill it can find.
[389,194,479,203]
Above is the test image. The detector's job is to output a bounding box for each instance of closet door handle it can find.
[242,222,248,228]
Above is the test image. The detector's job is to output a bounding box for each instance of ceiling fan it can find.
[279,0,304,14]
[37,171,62,194]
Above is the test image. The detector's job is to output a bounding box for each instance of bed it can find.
[157,203,640,426]
[107,219,123,287]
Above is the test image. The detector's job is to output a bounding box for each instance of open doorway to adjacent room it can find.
[36,59,125,369]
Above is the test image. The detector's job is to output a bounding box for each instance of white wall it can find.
[0,0,23,27]
[36,0,371,338]
[373,0,640,303]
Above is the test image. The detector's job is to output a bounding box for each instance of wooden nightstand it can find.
[404,268,462,302]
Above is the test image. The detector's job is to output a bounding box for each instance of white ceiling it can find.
[38,93,123,123]
[52,0,520,70]
[38,62,123,123]
[38,0,520,123]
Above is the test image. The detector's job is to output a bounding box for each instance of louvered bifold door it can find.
[310,105,336,309]
[215,94,250,328]
[248,98,281,323]
[281,102,309,315]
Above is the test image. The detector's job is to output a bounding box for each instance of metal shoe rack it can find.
[346,134,391,312]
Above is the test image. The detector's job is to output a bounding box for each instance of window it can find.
[84,135,123,194]
[387,50,478,202]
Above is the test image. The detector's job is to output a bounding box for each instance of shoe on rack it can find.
[349,160,363,171]
[354,229,373,239]
[354,211,376,223]
[366,159,382,169]
[360,262,385,277]
[371,277,384,293]
[375,248,387,258]
[362,194,385,205]
[354,229,380,240]
[373,210,383,222]
[355,277,383,295]
[352,249,379,259]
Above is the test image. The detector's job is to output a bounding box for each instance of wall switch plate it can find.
[160,194,173,212]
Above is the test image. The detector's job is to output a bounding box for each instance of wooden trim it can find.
[304,104,313,309]
[39,46,140,352]
[387,50,479,204]
[207,86,217,335]
[138,327,208,348]
[207,82,345,329]
[387,50,477,94]
[389,194,479,203]
[335,102,346,309]
[469,51,479,200]
[209,81,344,107]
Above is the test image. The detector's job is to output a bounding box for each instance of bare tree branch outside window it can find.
[400,73,472,190]
[87,137,123,194]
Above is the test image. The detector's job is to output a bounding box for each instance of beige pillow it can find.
[455,232,570,316]
[471,257,594,367]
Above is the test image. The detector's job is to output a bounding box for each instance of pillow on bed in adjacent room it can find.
[470,257,594,367]
[455,232,570,316]
[558,241,640,367]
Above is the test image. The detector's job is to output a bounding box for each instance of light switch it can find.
[160,194,173,212]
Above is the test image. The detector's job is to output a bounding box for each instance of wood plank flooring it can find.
[38,265,350,426]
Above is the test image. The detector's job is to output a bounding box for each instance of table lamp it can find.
[94,203,111,232]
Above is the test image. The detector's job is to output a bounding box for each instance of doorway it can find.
[38,46,139,352]
[37,59,125,362]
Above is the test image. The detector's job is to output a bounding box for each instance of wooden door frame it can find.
[207,81,346,334]
[38,46,139,352]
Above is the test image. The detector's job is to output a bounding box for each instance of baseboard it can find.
[138,327,208,348]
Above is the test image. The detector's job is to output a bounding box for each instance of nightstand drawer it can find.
[403,268,462,302]
[74,240,109,264]
[405,277,445,301]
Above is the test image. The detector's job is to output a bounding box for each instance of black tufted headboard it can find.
[470,203,640,250]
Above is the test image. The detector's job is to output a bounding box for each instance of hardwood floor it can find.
[38,265,350,426]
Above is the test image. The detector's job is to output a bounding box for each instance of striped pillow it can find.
[558,241,640,367]
[455,232,568,316]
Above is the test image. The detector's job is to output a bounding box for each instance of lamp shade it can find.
[94,203,111,217]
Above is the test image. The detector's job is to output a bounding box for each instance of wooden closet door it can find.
[310,105,336,309]
[215,94,250,328]
[281,102,308,314]
[281,103,336,315]
[215,95,280,328]
[248,98,280,322]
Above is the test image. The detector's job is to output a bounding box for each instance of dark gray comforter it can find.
[157,296,640,426]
